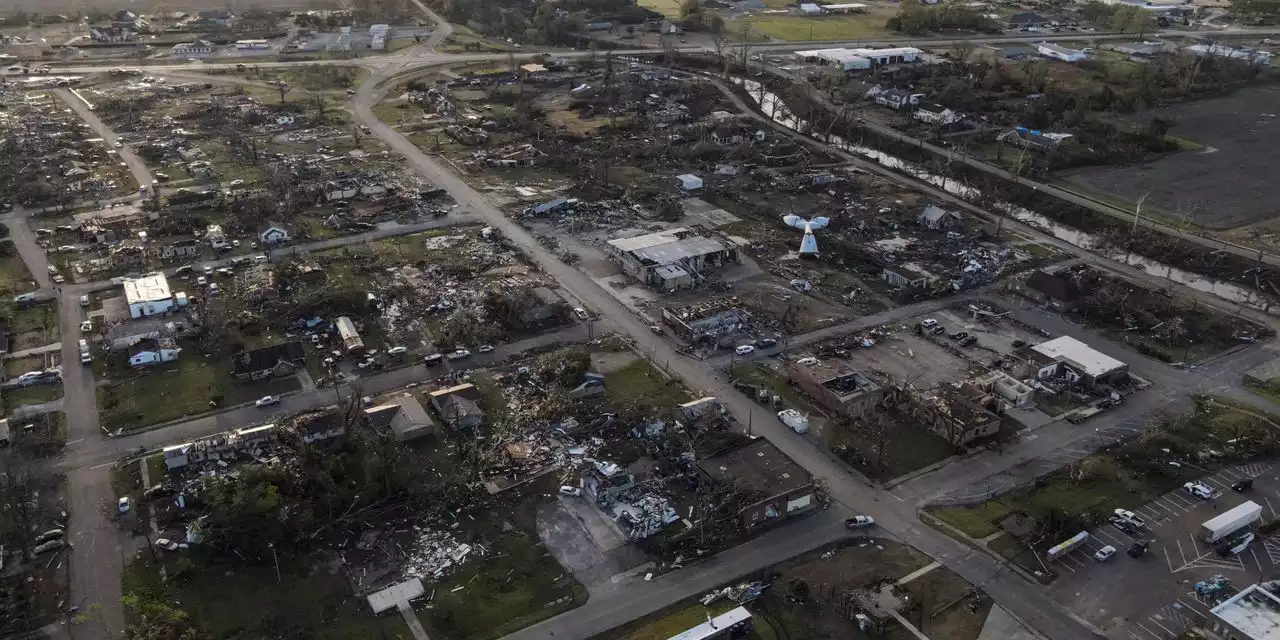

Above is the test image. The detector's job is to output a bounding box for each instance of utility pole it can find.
[268,542,281,584]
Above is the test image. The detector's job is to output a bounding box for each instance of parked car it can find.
[735,345,755,355]
[950,331,968,340]
[558,486,582,497]
[79,295,89,307]
[117,496,131,514]
[387,346,409,356]
[33,539,65,555]
[35,529,64,544]
[649,324,663,335]
[447,349,471,361]
[757,338,778,349]
[80,320,92,332]
[155,538,180,552]
[195,275,207,286]
[47,265,58,275]
[255,395,280,407]
[1232,478,1254,492]
[1127,540,1150,558]
[796,357,819,366]
[1107,516,1138,534]
[1113,509,1146,529]
[930,325,946,336]
[573,307,590,320]
[424,354,443,366]
[203,264,214,275]
[845,515,875,529]
[920,318,938,329]
[52,274,65,284]
[959,335,977,347]
[1184,481,1215,500]
[477,345,494,353]
[1093,545,1117,562]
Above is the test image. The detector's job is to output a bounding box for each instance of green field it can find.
[745,11,896,41]
[98,355,301,432]
[638,0,684,17]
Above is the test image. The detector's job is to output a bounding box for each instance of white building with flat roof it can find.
[1029,335,1128,388]
[1209,583,1280,640]
[123,273,175,319]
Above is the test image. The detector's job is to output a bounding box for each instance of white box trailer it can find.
[1200,501,1262,543]
[1047,531,1089,560]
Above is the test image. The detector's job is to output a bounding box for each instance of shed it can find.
[335,316,365,355]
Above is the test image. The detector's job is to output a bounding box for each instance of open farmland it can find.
[1062,84,1280,231]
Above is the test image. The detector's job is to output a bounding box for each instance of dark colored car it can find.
[1127,540,1150,558]
[1232,478,1254,492]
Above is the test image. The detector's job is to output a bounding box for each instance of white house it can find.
[914,104,962,126]
[799,3,823,14]
[259,222,289,245]
[170,40,214,57]
[1185,42,1271,66]
[866,86,923,110]
[129,345,180,367]
[123,273,175,319]
[676,174,703,192]
[1037,43,1088,62]
[206,224,229,250]
[90,27,136,42]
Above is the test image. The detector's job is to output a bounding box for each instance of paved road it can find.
[351,63,1108,640]
[52,88,154,191]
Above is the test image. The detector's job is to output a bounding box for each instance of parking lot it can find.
[1043,461,1280,639]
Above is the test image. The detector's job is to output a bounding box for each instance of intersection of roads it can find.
[9,7,1280,640]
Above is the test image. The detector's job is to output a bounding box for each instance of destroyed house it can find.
[232,342,305,381]
[365,394,434,442]
[1018,268,1084,310]
[698,439,815,529]
[917,204,961,229]
[900,389,1001,446]
[881,264,933,289]
[240,265,278,302]
[335,316,365,355]
[1026,336,1128,388]
[787,361,883,418]
[294,409,346,446]
[606,229,737,290]
[582,460,636,505]
[161,238,201,260]
[428,384,484,431]
[662,298,750,340]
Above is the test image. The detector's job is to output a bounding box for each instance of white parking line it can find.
[1203,477,1232,491]
[1266,495,1278,519]
[1134,621,1167,640]
[1095,528,1125,545]
[1146,616,1177,636]
[1220,468,1244,480]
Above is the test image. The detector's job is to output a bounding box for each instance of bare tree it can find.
[0,460,41,563]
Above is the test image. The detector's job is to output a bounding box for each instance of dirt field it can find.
[1063,84,1280,231]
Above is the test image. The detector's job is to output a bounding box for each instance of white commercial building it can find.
[1029,336,1128,388]
[1038,43,1089,62]
[234,39,269,49]
[1209,583,1280,640]
[822,2,867,12]
[123,273,175,319]
[1186,42,1271,66]
[799,3,823,14]
[795,46,921,69]
[794,48,871,70]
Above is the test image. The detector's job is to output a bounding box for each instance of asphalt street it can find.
[14,10,1280,640]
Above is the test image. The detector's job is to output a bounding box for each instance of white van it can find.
[79,339,92,365]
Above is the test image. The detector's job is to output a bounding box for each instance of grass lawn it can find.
[605,359,692,411]
[123,555,405,640]
[8,304,59,350]
[637,0,683,17]
[2,382,62,409]
[418,534,586,640]
[255,66,368,92]
[98,355,301,432]
[0,245,35,295]
[438,24,513,53]
[929,399,1274,560]
[731,362,824,415]
[745,11,896,41]
[826,418,956,481]
[6,354,48,377]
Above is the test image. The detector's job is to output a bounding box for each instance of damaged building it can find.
[787,361,884,418]
[1025,336,1129,389]
[661,298,751,342]
[606,228,738,290]
[698,439,816,529]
